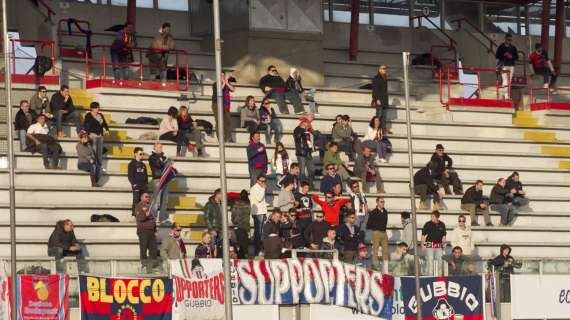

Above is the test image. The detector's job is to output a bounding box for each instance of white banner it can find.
[511,274,570,319]
[234,305,279,320]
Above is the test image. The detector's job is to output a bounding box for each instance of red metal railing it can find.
[57,18,92,58]
[37,0,56,22]
[9,38,56,77]
[85,45,190,91]
[528,74,570,111]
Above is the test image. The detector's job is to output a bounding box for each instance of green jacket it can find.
[160,235,185,259]
[231,200,251,231]
[323,150,342,168]
[203,196,222,231]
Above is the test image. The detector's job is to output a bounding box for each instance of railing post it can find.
[139,49,143,81]
[85,46,89,81]
[102,47,106,81]
[185,52,189,91]
[50,41,56,75]
[447,65,451,103]
[175,51,179,89]
[496,71,500,100]
[477,71,481,98]
[10,39,15,77]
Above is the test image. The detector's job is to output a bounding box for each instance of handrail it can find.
[450,17,497,54]
[410,14,457,48]
[57,18,93,58]
[36,0,56,22]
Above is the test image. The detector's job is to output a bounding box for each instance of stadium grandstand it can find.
[0,0,570,319]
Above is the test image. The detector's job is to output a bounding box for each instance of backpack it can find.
[32,56,53,77]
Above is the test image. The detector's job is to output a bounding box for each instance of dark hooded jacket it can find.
[47,220,78,250]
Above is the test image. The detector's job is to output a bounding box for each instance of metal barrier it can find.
[0,38,59,85]
[57,18,92,59]
[528,73,570,111]
[84,45,190,91]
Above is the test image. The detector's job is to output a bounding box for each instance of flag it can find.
[150,159,178,217]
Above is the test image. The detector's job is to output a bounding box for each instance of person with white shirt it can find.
[249,174,268,256]
[27,114,61,169]
[348,180,368,230]
[362,116,389,164]
[450,215,475,257]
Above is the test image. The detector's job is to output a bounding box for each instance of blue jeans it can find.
[298,155,315,185]
[78,162,101,181]
[261,119,283,144]
[253,214,266,256]
[18,130,27,151]
[111,49,130,80]
[55,110,82,134]
[512,196,529,211]
[267,90,304,114]
[89,134,104,165]
[152,179,169,222]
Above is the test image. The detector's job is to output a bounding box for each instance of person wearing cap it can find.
[430,144,463,195]
[76,130,101,187]
[82,102,109,167]
[148,22,175,84]
[160,223,186,259]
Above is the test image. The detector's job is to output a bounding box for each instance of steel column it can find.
[553,0,565,73]
[349,0,360,61]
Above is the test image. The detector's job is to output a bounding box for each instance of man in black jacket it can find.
[367,197,389,264]
[490,178,517,226]
[337,211,362,263]
[14,100,36,151]
[431,144,463,195]
[304,212,329,250]
[506,171,530,210]
[414,162,441,210]
[128,147,149,216]
[50,84,81,137]
[461,180,492,227]
[47,219,88,273]
[259,65,304,114]
[495,33,518,100]
[148,143,169,221]
[371,64,391,134]
[294,120,315,185]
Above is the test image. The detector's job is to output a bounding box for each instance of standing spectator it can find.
[195,232,215,258]
[148,143,169,220]
[147,22,175,84]
[430,144,463,195]
[495,33,518,100]
[320,164,344,194]
[312,192,350,226]
[258,97,283,144]
[490,178,517,226]
[286,68,318,115]
[304,212,329,250]
[294,119,315,185]
[331,115,356,161]
[277,181,296,213]
[362,116,389,163]
[231,190,251,258]
[400,211,415,254]
[337,211,362,263]
[159,107,185,157]
[128,147,148,216]
[349,180,368,230]
[250,174,268,256]
[50,85,81,138]
[111,22,136,80]
[246,132,268,186]
[82,102,109,166]
[461,180,492,227]
[323,142,351,181]
[443,246,467,276]
[506,171,530,210]
[367,197,389,264]
[14,100,36,151]
[450,215,475,257]
[272,142,290,185]
[160,223,186,259]
[259,65,304,114]
[76,130,101,187]
[371,64,391,134]
[278,163,300,191]
[319,228,339,259]
[294,181,313,237]
[240,95,260,135]
[529,43,557,92]
[26,114,61,169]
[212,71,236,142]
[203,189,223,245]
[491,244,517,303]
[354,146,384,194]
[135,192,158,272]
[177,106,205,157]
[47,219,88,273]
[413,162,441,210]
[262,210,283,259]
[283,210,304,250]
[421,211,446,267]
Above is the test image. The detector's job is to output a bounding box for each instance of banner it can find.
[401,276,484,320]
[511,274,570,319]
[8,274,70,320]
[79,275,173,320]
[0,263,8,320]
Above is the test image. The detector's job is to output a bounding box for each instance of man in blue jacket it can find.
[246,132,268,186]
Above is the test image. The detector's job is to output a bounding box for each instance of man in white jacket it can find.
[249,174,268,256]
[451,215,475,257]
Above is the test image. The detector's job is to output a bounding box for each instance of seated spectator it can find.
[195,232,215,258]
[14,100,37,151]
[450,215,475,257]
[337,211,362,263]
[128,147,149,216]
[29,86,54,133]
[349,181,368,230]
[111,22,136,80]
[431,144,463,195]
[400,211,415,254]
[304,212,329,250]
[362,116,389,163]
[323,142,351,181]
[240,96,260,135]
[147,22,175,84]
[287,68,318,115]
[177,105,205,157]
[319,228,339,259]
[354,146,384,194]
[76,130,101,187]
[331,115,357,161]
[47,219,88,273]
[278,162,299,191]
[259,65,304,114]
[367,197,389,265]
[159,106,184,156]
[262,209,283,259]
[529,43,557,91]
[421,211,446,266]
[413,162,441,210]
[258,97,283,144]
[294,181,313,236]
[312,192,350,226]
[390,242,413,275]
[272,142,290,183]
[247,132,268,186]
[320,164,344,194]
[443,246,467,276]
[160,223,186,259]
[490,178,517,226]
[461,180,492,227]
[148,143,169,221]
[83,102,109,166]
[250,174,268,256]
[27,114,61,169]
[231,190,251,259]
[135,192,159,272]
[506,171,530,210]
[294,119,315,185]
[50,85,81,138]
[277,181,296,213]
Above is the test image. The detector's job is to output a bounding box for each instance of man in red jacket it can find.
[312,192,350,226]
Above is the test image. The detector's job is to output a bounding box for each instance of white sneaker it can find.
[543,83,549,89]
[380,158,388,163]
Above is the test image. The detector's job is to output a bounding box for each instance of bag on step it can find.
[90,214,120,222]
[32,55,53,77]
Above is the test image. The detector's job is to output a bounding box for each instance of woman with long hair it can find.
[240,95,260,134]
[272,142,290,181]
[159,106,189,156]
[362,115,389,164]
[177,105,205,157]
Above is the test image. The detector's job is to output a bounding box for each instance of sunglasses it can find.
[379,201,385,203]
[270,69,277,73]
[459,220,466,223]
[328,167,336,171]
[258,179,266,183]
[316,215,324,218]
[136,152,144,156]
